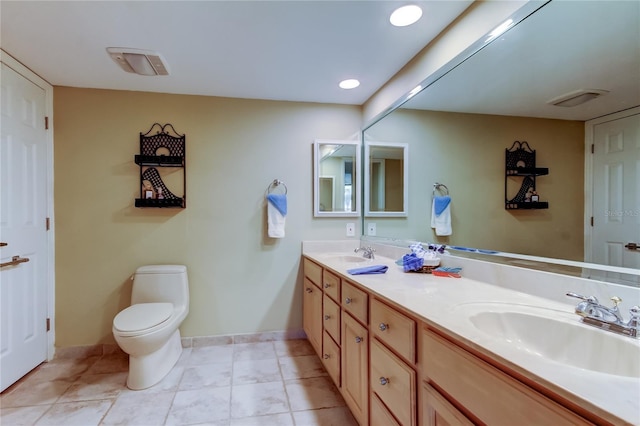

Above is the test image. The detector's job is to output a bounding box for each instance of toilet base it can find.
[126,329,182,390]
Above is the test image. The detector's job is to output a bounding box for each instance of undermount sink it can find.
[324,255,368,263]
[457,303,640,378]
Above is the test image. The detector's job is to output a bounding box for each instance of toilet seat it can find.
[113,302,173,336]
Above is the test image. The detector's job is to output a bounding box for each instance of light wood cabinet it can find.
[322,330,341,386]
[420,327,593,426]
[342,312,369,426]
[371,298,416,364]
[421,383,473,426]
[302,255,603,426]
[323,269,341,302]
[371,338,417,426]
[342,279,368,325]
[302,277,322,356]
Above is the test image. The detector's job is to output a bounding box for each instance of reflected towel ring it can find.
[266,179,288,196]
[433,182,449,196]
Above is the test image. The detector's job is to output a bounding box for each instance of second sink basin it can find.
[458,303,640,378]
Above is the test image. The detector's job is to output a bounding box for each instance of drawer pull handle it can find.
[323,354,330,359]
[379,377,389,386]
[345,297,352,304]
[324,315,330,320]
[324,283,330,288]
[305,287,313,293]
[355,336,363,343]
[379,323,389,331]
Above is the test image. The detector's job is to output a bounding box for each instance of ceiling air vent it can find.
[107,48,169,76]
[547,89,608,107]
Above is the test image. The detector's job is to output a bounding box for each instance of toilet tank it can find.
[131,265,189,307]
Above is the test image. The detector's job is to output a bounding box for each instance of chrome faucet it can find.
[354,246,375,260]
[566,292,640,338]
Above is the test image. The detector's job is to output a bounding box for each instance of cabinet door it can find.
[322,269,341,302]
[371,393,401,426]
[322,331,341,387]
[323,294,341,343]
[303,277,322,356]
[342,312,369,426]
[342,280,368,325]
[371,298,416,363]
[371,339,417,426]
[422,383,473,426]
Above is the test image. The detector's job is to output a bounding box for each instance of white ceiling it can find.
[0,0,472,105]
[401,0,640,121]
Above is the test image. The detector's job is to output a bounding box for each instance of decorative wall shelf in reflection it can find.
[134,123,186,208]
[505,141,548,210]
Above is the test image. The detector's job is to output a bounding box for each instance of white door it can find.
[0,62,49,391]
[591,112,640,284]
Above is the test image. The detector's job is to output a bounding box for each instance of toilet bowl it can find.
[112,265,189,390]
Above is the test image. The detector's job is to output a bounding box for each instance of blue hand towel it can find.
[347,265,388,275]
[433,195,451,216]
[402,253,424,272]
[266,194,287,216]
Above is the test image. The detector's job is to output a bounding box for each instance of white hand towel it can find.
[431,195,452,236]
[266,194,287,238]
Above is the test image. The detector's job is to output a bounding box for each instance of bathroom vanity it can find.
[302,242,640,426]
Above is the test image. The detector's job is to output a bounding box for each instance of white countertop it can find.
[303,247,640,425]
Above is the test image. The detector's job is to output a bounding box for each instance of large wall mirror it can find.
[313,139,360,217]
[364,142,408,217]
[362,0,639,286]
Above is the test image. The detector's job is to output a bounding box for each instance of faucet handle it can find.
[610,296,622,307]
[566,292,599,304]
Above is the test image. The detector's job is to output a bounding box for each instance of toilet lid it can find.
[113,303,173,333]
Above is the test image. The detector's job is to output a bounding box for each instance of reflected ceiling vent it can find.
[547,89,608,107]
[107,48,169,76]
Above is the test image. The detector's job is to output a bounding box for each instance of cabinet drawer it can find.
[371,393,401,426]
[371,298,416,363]
[322,331,340,387]
[371,339,417,426]
[422,382,473,426]
[303,257,322,286]
[421,328,592,426]
[322,269,341,302]
[342,280,368,324]
[323,294,340,343]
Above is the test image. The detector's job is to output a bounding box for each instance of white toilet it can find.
[112,265,189,390]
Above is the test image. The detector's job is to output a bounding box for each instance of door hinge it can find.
[45,116,49,130]
[591,144,594,154]
[46,318,51,332]
[46,217,50,231]
[591,216,594,227]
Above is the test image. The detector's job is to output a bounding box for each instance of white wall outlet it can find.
[346,222,355,237]
[367,222,376,236]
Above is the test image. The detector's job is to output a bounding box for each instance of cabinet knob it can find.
[324,283,330,288]
[355,336,363,343]
[324,315,330,320]
[323,354,330,359]
[305,287,313,293]
[379,323,389,332]
[379,377,390,386]
[345,297,352,304]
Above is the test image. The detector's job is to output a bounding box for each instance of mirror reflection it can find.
[314,140,360,217]
[362,0,639,284]
[365,142,408,217]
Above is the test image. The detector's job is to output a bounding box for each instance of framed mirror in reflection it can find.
[313,140,360,217]
[361,0,639,286]
[364,141,408,217]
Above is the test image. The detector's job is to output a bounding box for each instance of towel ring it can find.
[266,179,287,196]
[433,182,449,196]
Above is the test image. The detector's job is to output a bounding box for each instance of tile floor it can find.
[0,339,358,426]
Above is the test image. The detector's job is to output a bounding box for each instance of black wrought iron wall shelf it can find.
[134,123,186,208]
[505,141,548,210]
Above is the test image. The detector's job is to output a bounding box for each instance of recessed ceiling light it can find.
[547,89,609,107]
[339,79,360,89]
[390,5,423,27]
[107,47,169,76]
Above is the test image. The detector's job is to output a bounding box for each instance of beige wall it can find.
[53,87,361,347]
[365,110,585,261]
